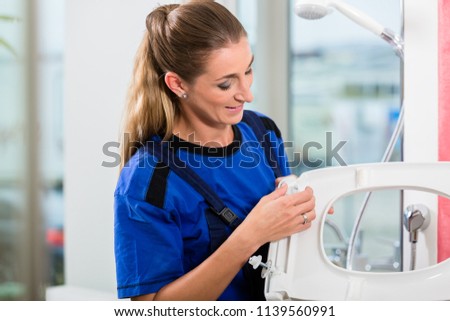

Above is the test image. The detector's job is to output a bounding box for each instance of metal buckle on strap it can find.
[216,207,239,226]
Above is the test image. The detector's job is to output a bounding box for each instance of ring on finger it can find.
[301,213,309,225]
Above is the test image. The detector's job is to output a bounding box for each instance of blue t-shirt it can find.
[114,112,290,300]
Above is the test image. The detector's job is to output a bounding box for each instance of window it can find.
[237,0,403,272]
[289,0,403,272]
[0,0,64,299]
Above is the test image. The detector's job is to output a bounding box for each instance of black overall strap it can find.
[241,110,282,178]
[148,140,241,251]
[148,140,243,232]
[241,110,283,300]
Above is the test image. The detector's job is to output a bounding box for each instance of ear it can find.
[164,72,187,98]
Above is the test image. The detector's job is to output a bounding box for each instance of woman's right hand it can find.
[237,184,316,249]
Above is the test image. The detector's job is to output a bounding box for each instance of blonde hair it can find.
[120,1,246,169]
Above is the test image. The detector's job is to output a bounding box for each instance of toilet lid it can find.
[264,162,450,300]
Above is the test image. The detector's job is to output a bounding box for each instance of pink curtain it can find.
[438,0,450,262]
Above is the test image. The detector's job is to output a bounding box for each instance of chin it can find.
[229,110,244,125]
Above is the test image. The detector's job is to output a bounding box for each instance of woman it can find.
[114,1,316,301]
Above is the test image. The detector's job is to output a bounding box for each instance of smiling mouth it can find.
[226,105,243,110]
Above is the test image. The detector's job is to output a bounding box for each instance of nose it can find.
[235,78,254,103]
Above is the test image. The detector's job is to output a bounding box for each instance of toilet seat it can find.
[264,162,450,300]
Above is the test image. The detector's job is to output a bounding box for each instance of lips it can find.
[225,105,244,112]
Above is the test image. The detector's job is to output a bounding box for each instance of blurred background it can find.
[1,0,64,299]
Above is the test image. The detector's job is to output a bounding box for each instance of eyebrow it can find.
[215,55,254,81]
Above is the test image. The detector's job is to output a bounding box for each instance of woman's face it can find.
[180,36,254,129]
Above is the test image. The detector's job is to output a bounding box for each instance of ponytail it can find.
[120,10,178,169]
[119,1,246,169]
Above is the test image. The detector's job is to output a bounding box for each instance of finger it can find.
[298,205,316,225]
[295,211,316,232]
[292,217,313,233]
[299,194,315,210]
[275,174,297,188]
[282,187,314,206]
[283,199,315,225]
[302,209,316,223]
[274,177,283,187]
[327,206,334,214]
[290,185,313,192]
[263,183,288,202]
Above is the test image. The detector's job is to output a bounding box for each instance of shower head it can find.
[294,2,332,20]
[294,0,404,58]
[295,0,384,36]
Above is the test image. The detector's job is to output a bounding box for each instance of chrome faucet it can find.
[403,204,430,243]
[403,204,430,270]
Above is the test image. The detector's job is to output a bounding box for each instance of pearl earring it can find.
[181,93,188,99]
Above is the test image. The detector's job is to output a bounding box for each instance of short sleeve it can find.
[114,194,183,298]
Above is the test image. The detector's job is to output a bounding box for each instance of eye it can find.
[218,82,231,91]
[245,67,253,75]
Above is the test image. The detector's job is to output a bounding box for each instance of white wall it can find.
[64,0,174,296]
[253,0,289,138]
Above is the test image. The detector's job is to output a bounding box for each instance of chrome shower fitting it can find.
[404,204,430,243]
[403,204,430,270]
[294,0,404,59]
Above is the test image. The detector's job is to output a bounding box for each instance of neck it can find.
[173,117,234,148]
